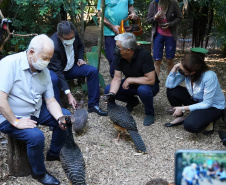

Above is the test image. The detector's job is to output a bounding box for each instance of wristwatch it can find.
[182,106,185,113]
[64,89,71,95]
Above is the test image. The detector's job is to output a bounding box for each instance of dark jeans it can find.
[105,79,159,115]
[50,64,100,108]
[105,36,116,77]
[0,102,71,175]
[167,86,224,133]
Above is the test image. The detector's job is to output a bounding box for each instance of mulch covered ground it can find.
[0,26,226,185]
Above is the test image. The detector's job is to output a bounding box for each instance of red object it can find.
[2,23,7,30]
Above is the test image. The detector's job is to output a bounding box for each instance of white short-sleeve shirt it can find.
[0,51,54,124]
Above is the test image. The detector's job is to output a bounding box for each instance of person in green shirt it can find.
[97,0,137,77]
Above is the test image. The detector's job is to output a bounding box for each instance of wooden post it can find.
[97,0,105,71]
[7,136,31,177]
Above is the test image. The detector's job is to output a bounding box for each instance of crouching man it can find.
[0,34,71,185]
[105,33,160,126]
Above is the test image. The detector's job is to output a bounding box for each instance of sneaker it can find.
[143,114,154,126]
[126,98,139,112]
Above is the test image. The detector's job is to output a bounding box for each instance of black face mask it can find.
[114,47,121,56]
[178,68,185,76]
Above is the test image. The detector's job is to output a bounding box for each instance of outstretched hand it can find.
[67,93,77,109]
[173,107,183,117]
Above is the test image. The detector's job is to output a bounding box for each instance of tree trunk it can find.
[97,0,105,71]
[7,136,31,177]
[80,1,85,45]
[205,8,213,48]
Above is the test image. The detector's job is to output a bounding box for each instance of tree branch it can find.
[0,10,38,52]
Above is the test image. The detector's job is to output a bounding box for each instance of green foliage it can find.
[134,0,152,41]
[2,0,226,55]
[0,0,99,55]
[211,0,226,55]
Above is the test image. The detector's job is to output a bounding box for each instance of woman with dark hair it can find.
[165,53,225,134]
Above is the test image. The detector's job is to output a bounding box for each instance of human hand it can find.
[155,11,163,19]
[129,13,138,20]
[113,25,120,35]
[67,93,77,109]
[58,117,67,130]
[173,107,183,117]
[161,23,169,29]
[15,117,37,129]
[171,63,180,73]
[122,78,130,89]
[77,59,86,67]
[174,63,181,70]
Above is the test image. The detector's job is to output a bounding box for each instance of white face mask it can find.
[32,52,49,70]
[63,37,75,46]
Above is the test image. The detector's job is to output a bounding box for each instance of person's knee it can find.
[154,60,162,66]
[88,66,98,75]
[167,88,174,97]
[104,84,110,94]
[167,87,179,98]
[138,85,153,98]
[62,108,71,116]
[183,119,201,133]
[28,129,45,147]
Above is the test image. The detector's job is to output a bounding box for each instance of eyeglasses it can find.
[116,45,123,51]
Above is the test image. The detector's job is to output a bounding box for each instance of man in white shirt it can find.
[0,34,71,185]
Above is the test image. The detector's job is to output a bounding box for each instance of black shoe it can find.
[46,152,60,161]
[88,106,108,116]
[165,121,183,127]
[203,122,215,135]
[218,130,226,146]
[126,98,139,112]
[32,171,60,185]
[203,129,214,135]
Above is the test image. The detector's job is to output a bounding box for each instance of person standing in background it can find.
[97,0,137,77]
[147,0,182,76]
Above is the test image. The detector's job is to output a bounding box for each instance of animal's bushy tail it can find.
[128,130,147,153]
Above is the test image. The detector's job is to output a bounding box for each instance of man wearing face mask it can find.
[0,34,71,185]
[48,21,107,116]
[104,33,160,126]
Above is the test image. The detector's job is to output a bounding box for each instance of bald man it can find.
[0,34,70,185]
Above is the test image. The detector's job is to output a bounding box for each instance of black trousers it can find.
[167,86,224,133]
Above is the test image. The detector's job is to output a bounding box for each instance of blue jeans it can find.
[185,179,193,185]
[104,79,159,115]
[50,64,100,108]
[0,102,71,175]
[153,32,176,60]
[105,36,116,77]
